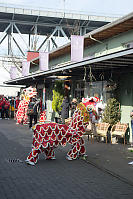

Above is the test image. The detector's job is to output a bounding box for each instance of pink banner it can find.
[22,61,30,76]
[71,35,84,62]
[39,52,49,71]
[10,66,17,79]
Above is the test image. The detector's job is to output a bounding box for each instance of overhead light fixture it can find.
[57,76,71,80]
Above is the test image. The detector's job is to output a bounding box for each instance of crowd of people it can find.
[0,92,102,129]
[0,86,103,132]
[0,96,20,120]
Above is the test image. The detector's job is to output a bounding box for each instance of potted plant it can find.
[52,80,64,122]
[102,98,121,126]
[102,98,121,143]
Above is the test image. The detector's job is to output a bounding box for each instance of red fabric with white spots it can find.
[39,111,46,123]
[16,86,37,124]
[16,98,30,124]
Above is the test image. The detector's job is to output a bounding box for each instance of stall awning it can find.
[4,47,133,86]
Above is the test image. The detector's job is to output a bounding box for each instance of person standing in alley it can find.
[0,97,3,119]
[10,97,15,118]
[70,98,77,117]
[130,110,133,145]
[28,97,40,129]
[1,96,5,119]
[128,110,133,165]
[61,95,70,124]
[4,98,10,119]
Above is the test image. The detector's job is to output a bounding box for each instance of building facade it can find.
[5,11,133,142]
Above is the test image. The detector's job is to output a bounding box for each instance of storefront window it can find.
[74,81,85,102]
[73,80,113,103]
[87,81,107,102]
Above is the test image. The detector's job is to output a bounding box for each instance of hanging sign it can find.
[10,66,17,79]
[71,35,84,62]
[22,61,30,76]
[39,52,49,71]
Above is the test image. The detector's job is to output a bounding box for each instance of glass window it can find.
[74,81,84,102]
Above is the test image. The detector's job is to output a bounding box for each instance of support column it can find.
[8,33,11,56]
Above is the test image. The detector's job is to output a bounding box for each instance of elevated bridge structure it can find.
[0,4,118,57]
[0,4,118,75]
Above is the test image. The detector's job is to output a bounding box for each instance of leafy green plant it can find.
[52,80,64,113]
[102,98,121,126]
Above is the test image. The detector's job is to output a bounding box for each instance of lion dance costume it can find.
[26,97,102,165]
[16,86,37,125]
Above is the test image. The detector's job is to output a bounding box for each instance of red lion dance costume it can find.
[16,86,37,125]
[26,97,102,166]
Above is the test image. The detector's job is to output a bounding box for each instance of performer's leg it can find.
[14,109,17,120]
[23,106,29,125]
[67,142,80,160]
[29,115,33,128]
[79,138,86,156]
[34,115,37,125]
[5,109,9,119]
[26,147,41,165]
[1,110,4,119]
[67,138,86,160]
[44,146,56,160]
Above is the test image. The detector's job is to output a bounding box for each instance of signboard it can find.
[71,35,84,62]
[39,52,49,71]
[22,61,30,76]
[10,66,17,79]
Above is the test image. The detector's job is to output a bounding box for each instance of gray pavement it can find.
[0,119,133,199]
[84,137,133,186]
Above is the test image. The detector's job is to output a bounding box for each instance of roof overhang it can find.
[5,48,133,85]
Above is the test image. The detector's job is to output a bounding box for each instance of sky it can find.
[0,67,10,84]
[0,0,133,17]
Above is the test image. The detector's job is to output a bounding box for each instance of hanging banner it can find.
[22,61,30,76]
[10,66,17,79]
[71,35,84,62]
[39,52,49,71]
[27,51,39,61]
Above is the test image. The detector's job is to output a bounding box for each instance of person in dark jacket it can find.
[61,96,69,124]
[0,97,3,119]
[70,98,77,117]
[1,97,5,119]
[4,98,10,119]
[28,97,40,129]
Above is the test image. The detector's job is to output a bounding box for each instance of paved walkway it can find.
[84,137,133,186]
[0,119,133,199]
